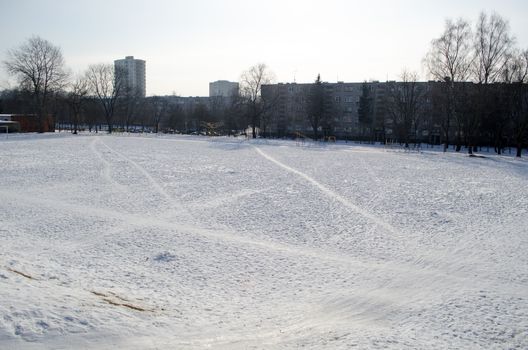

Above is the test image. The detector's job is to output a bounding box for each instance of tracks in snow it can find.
[94,137,172,202]
[90,137,193,221]
[253,145,400,237]
[0,188,454,284]
[89,138,127,191]
[88,138,400,265]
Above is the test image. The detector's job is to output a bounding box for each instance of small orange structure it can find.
[0,114,54,132]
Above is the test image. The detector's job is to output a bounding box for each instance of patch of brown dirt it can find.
[7,268,34,280]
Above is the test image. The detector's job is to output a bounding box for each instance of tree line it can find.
[423,12,528,156]
[261,11,527,156]
[0,37,274,136]
[1,11,527,156]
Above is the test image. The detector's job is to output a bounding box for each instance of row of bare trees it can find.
[351,11,527,156]
[1,35,276,137]
[1,36,126,133]
[424,12,528,155]
[2,12,527,156]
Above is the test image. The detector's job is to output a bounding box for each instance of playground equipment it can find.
[200,121,224,136]
[294,131,311,146]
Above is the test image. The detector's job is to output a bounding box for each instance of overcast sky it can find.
[1,0,527,96]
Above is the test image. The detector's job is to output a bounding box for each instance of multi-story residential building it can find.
[262,80,440,142]
[209,80,239,97]
[262,81,365,138]
[114,56,146,98]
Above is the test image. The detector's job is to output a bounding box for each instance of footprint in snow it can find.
[153,252,177,262]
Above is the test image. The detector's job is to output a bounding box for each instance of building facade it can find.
[114,56,146,98]
[262,81,439,142]
[262,82,365,138]
[209,80,239,98]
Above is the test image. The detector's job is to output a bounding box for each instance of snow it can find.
[0,133,527,349]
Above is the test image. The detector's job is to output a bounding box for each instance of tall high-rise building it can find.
[114,56,146,97]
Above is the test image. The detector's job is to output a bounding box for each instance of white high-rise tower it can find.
[114,56,146,97]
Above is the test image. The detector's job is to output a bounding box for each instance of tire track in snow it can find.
[253,145,400,236]
[98,138,172,202]
[0,189,405,275]
[97,137,193,221]
[185,188,268,211]
[3,188,511,301]
[89,138,127,192]
[0,188,369,269]
[353,152,392,216]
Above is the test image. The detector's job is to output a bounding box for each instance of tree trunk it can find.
[35,95,45,133]
[106,116,112,134]
[73,114,78,134]
[312,126,318,140]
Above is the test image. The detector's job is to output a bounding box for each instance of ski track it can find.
[253,145,401,237]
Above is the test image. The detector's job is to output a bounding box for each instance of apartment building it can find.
[262,80,439,142]
[209,80,239,98]
[114,56,146,98]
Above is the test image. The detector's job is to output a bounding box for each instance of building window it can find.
[334,96,341,102]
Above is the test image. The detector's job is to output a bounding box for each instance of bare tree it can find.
[505,49,528,157]
[473,12,515,84]
[67,75,89,134]
[425,18,473,83]
[503,49,528,84]
[467,12,515,154]
[119,88,143,132]
[307,74,332,140]
[190,102,209,133]
[149,96,168,133]
[164,103,184,133]
[386,71,425,147]
[357,81,374,142]
[259,84,282,138]
[221,94,246,135]
[239,63,275,138]
[424,18,473,151]
[86,63,123,133]
[3,36,69,132]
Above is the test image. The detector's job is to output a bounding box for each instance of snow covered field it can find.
[1,133,527,349]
